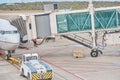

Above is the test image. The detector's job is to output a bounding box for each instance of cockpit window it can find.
[0,31,5,35]
[13,31,18,33]
[0,30,18,35]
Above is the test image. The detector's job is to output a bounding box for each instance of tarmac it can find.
[0,36,120,80]
[0,57,26,80]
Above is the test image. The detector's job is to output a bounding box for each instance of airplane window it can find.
[0,30,18,34]
[0,31,5,35]
[5,31,11,34]
[13,31,18,33]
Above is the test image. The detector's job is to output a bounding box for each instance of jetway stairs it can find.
[62,34,93,49]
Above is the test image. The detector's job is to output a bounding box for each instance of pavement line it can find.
[54,72,68,80]
[74,74,87,80]
[41,58,86,80]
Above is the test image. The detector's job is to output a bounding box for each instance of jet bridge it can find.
[50,6,120,57]
[56,8,120,33]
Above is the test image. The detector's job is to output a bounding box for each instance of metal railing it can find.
[62,34,93,49]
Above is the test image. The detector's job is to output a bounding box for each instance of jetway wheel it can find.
[90,50,98,57]
[90,49,102,57]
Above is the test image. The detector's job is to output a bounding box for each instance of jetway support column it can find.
[89,0,102,57]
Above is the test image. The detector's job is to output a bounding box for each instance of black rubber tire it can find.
[21,69,24,76]
[27,73,30,80]
[6,55,9,60]
[90,50,98,57]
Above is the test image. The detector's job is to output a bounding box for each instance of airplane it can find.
[0,18,20,59]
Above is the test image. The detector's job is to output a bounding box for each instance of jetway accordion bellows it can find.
[0,15,27,39]
[10,16,27,38]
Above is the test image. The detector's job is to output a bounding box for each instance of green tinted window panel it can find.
[56,9,120,33]
[56,14,68,33]
[56,12,91,33]
[118,11,120,26]
[94,10,117,29]
[66,12,91,31]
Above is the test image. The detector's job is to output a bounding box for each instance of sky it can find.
[0,0,120,4]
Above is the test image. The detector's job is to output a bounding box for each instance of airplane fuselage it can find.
[0,19,20,51]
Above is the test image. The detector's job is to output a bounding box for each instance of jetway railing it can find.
[62,34,93,49]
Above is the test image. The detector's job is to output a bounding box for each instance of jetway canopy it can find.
[56,7,120,33]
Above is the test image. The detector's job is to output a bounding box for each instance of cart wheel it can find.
[6,55,9,60]
[90,50,98,57]
[21,69,24,76]
[27,73,30,80]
